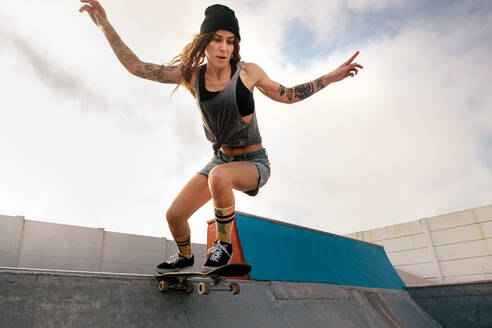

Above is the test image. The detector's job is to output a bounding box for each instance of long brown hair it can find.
[168,31,241,97]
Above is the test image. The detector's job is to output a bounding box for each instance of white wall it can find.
[0,215,206,274]
[346,204,492,284]
[3,203,491,281]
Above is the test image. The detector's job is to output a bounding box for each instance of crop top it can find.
[198,62,255,117]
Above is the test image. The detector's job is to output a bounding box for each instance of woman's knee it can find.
[165,207,185,227]
[208,166,231,191]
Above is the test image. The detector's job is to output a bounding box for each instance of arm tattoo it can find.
[107,32,121,46]
[279,84,294,100]
[293,82,314,100]
[279,77,327,103]
[163,65,178,72]
[106,30,139,70]
[151,68,163,81]
[279,84,293,101]
[136,64,178,82]
[279,84,286,96]
[286,88,293,101]
[123,52,137,64]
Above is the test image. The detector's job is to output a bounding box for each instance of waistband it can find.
[216,148,267,162]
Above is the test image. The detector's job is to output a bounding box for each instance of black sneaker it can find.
[154,253,194,273]
[203,240,233,270]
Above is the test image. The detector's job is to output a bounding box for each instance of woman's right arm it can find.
[79,0,181,84]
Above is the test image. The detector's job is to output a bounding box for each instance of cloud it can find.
[9,30,109,110]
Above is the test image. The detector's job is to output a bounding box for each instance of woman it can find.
[80,1,363,272]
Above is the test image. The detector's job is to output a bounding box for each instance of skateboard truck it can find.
[156,263,251,295]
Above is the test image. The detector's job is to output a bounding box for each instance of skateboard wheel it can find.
[229,283,240,295]
[185,283,195,294]
[198,282,211,295]
[158,280,169,292]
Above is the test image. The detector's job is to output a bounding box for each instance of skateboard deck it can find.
[155,263,252,295]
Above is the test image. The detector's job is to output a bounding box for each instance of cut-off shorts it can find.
[198,148,271,197]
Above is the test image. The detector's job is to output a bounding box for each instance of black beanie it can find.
[200,4,241,41]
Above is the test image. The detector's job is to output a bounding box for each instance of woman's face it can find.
[205,30,235,68]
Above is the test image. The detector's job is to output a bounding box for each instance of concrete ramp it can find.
[0,268,440,328]
[408,280,492,328]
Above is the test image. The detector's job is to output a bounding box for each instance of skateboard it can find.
[155,263,252,295]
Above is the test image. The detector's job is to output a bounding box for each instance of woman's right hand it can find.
[79,0,109,29]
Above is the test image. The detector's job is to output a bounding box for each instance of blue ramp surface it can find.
[236,213,405,290]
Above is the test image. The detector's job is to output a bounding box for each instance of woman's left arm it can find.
[252,51,363,104]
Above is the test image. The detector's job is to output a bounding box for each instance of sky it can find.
[1,0,491,244]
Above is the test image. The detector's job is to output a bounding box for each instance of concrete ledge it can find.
[0,268,441,328]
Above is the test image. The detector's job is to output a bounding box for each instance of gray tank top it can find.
[195,61,262,152]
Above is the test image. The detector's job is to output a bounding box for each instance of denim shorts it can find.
[198,148,271,196]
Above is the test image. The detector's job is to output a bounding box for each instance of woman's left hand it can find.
[329,51,364,83]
